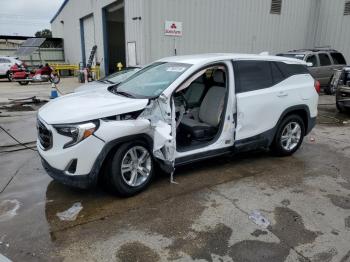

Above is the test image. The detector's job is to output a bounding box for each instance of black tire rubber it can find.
[18,81,29,85]
[271,114,305,157]
[336,101,346,113]
[6,71,13,82]
[105,141,154,197]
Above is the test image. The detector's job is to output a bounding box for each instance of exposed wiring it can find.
[0,126,37,152]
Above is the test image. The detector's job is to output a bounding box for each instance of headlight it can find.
[54,120,99,148]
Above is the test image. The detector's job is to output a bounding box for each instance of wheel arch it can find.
[275,105,311,136]
[93,134,154,183]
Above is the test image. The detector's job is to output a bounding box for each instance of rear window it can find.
[330,52,346,65]
[276,53,305,60]
[275,62,309,77]
[319,53,332,66]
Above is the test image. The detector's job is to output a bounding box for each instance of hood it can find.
[39,88,149,124]
[74,81,111,93]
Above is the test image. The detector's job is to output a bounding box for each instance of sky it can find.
[0,0,65,36]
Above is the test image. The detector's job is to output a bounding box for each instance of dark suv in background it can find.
[277,49,347,94]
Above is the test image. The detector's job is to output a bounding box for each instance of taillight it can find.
[314,80,321,93]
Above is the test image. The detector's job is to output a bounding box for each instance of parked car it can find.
[0,56,23,81]
[277,49,347,95]
[37,53,318,196]
[74,67,141,92]
[334,66,350,112]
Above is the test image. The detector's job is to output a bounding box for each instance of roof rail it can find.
[288,48,338,53]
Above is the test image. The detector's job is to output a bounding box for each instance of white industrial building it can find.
[51,0,350,76]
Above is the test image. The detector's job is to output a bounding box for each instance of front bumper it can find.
[41,157,96,189]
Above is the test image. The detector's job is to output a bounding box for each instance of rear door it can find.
[234,60,310,141]
[318,53,334,85]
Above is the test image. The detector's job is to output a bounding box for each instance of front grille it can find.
[37,119,52,150]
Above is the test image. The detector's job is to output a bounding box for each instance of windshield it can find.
[101,68,140,84]
[112,62,191,98]
[277,53,305,60]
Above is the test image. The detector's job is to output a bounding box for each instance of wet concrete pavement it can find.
[0,90,350,261]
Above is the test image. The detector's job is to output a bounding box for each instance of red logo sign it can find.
[170,23,177,29]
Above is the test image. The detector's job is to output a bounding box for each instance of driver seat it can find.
[180,70,226,140]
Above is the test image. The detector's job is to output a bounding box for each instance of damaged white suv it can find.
[37,54,318,196]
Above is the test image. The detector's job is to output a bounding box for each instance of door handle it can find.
[277,92,288,97]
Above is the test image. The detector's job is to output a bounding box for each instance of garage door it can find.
[82,15,96,65]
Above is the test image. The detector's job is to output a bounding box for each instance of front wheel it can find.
[336,101,346,113]
[271,115,305,156]
[105,141,154,196]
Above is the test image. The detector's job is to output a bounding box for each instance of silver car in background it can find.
[277,49,347,94]
[75,67,140,93]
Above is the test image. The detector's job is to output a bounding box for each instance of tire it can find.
[105,141,154,196]
[18,81,29,85]
[271,115,305,156]
[336,101,346,113]
[6,71,13,82]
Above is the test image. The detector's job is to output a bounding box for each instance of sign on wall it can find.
[165,21,182,37]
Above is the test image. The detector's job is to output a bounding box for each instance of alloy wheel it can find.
[121,146,151,187]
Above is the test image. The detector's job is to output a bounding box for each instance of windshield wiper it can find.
[115,90,135,98]
[98,79,115,84]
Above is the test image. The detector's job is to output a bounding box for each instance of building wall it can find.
[51,0,118,75]
[312,0,350,62]
[51,0,350,75]
[142,0,316,63]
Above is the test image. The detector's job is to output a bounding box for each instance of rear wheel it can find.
[105,141,154,196]
[271,115,305,156]
[18,81,29,85]
[6,71,13,82]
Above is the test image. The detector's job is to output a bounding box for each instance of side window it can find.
[0,58,4,63]
[271,62,285,84]
[3,59,10,63]
[306,55,318,67]
[319,53,332,66]
[331,52,346,65]
[234,61,273,93]
[275,62,309,77]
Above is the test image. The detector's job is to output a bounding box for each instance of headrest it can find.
[213,70,225,83]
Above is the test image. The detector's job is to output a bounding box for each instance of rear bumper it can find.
[306,117,317,135]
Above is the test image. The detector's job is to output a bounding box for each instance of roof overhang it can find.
[50,0,69,24]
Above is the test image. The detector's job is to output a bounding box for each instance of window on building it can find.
[331,52,346,65]
[319,54,332,66]
[306,55,318,67]
[344,1,350,15]
[270,0,282,15]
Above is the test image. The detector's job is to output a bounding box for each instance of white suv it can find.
[0,56,22,81]
[37,54,318,196]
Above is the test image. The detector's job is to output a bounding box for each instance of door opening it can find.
[103,2,126,75]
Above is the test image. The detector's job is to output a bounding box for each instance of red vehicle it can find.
[11,63,60,85]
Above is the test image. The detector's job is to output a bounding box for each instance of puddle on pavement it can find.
[0,200,20,222]
[116,241,160,262]
[318,105,350,126]
[327,194,350,209]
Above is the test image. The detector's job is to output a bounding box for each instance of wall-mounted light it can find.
[60,20,64,24]
[132,16,141,21]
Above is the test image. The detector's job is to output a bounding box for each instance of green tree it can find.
[35,29,52,38]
